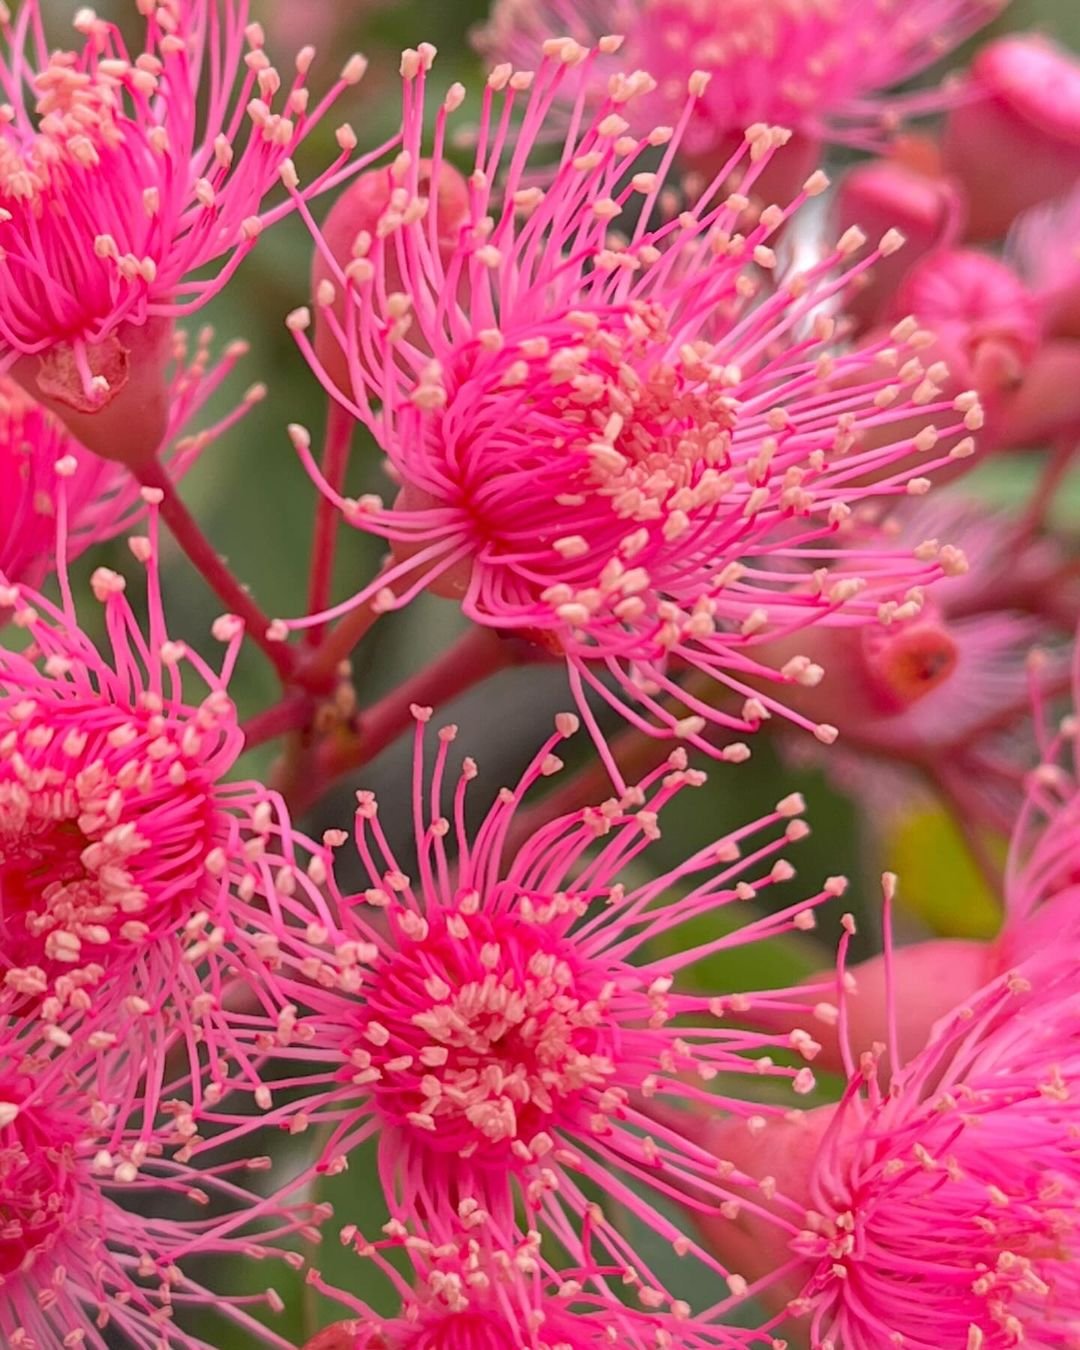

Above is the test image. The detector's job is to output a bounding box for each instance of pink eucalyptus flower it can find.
[945,34,1080,242]
[941,212,1080,449]
[687,918,1080,1347]
[304,1226,754,1349]
[735,622,1080,1076]
[0,325,256,592]
[475,0,1003,170]
[0,1011,313,1348]
[287,43,982,785]
[203,711,841,1306]
[0,1,366,462]
[0,492,322,1122]
[731,501,1080,1069]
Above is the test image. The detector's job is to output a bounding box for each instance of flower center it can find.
[352,903,617,1160]
[861,619,959,710]
[396,1312,521,1350]
[451,302,735,530]
[0,701,220,990]
[0,54,123,208]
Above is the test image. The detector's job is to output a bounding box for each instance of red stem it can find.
[304,399,354,647]
[1015,436,1079,545]
[294,579,388,693]
[137,457,295,683]
[241,690,313,750]
[288,626,513,814]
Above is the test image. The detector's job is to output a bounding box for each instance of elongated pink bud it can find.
[311,159,469,395]
[945,35,1080,240]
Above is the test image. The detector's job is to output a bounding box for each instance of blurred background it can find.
[37,0,1080,1342]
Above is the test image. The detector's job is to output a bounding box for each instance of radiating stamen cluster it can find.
[353,902,617,1157]
[287,42,982,782]
[788,959,1080,1347]
[203,709,842,1314]
[0,675,226,980]
[0,0,365,418]
[0,1075,80,1279]
[475,0,1005,156]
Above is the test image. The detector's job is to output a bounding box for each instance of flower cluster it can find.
[0,2,1079,1349]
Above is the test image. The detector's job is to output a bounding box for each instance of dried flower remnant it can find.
[206,711,842,1308]
[0,327,256,592]
[476,0,1004,162]
[0,1,367,460]
[288,42,982,784]
[0,1013,311,1348]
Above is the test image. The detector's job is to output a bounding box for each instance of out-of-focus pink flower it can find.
[748,582,1080,1071]
[264,0,355,58]
[0,1012,311,1347]
[895,249,1043,402]
[476,0,1003,170]
[795,961,1080,1345]
[304,1226,753,1349]
[288,43,981,783]
[0,490,319,1122]
[836,159,967,332]
[0,2,365,463]
[1010,183,1080,342]
[1001,186,1080,443]
[766,496,1064,765]
[840,248,1048,464]
[204,711,840,1304]
[0,327,255,592]
[689,936,1080,1346]
[993,339,1080,449]
[1001,658,1080,963]
[945,34,1080,242]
